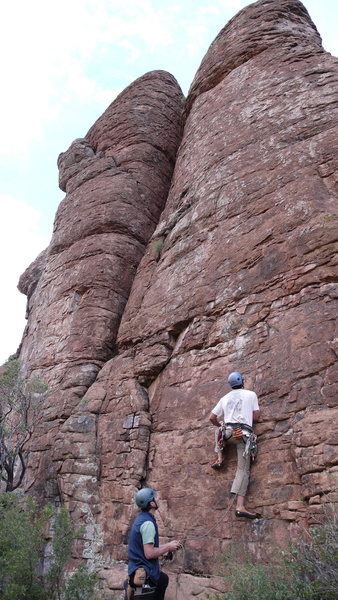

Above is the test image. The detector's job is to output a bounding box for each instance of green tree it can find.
[64,565,98,600]
[0,491,51,600]
[0,492,100,600]
[0,359,47,491]
[46,506,77,600]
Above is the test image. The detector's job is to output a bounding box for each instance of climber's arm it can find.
[209,412,221,427]
[253,410,260,423]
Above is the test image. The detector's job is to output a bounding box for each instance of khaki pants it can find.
[225,428,251,496]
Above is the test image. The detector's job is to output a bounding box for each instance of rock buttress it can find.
[76,1,336,597]
[17,70,184,506]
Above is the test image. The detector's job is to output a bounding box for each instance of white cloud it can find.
[1,0,252,161]
[0,3,152,158]
[2,0,335,162]
[65,68,121,109]
[0,195,49,364]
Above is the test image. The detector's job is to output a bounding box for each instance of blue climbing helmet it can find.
[228,371,244,388]
[135,488,156,510]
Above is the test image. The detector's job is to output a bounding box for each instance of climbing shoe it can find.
[235,510,259,519]
[211,461,223,470]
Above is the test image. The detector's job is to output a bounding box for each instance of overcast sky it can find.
[1,0,337,365]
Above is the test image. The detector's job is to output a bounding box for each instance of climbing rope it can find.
[157,432,260,569]
[158,494,236,569]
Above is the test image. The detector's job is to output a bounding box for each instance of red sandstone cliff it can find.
[15,1,338,598]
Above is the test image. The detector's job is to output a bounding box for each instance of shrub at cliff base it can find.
[210,503,338,600]
[0,491,48,599]
[0,492,98,600]
[0,358,47,492]
[64,566,98,600]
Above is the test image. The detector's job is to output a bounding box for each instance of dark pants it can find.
[153,572,169,599]
[124,571,169,600]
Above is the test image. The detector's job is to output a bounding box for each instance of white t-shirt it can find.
[211,389,259,427]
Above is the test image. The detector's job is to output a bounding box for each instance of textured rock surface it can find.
[185,0,322,116]
[15,1,338,598]
[19,69,183,381]
[17,69,184,500]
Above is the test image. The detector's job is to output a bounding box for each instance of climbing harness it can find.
[218,422,258,460]
[231,426,244,440]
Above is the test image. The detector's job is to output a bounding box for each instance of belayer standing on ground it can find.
[124,488,182,599]
[209,371,260,519]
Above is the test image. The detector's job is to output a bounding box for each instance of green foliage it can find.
[153,238,164,260]
[212,504,338,600]
[64,565,98,600]
[287,505,338,600]
[219,562,309,600]
[0,492,100,600]
[0,359,47,401]
[46,507,75,599]
[0,492,51,600]
[0,359,47,491]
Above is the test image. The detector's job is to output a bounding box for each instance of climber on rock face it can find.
[124,488,182,600]
[209,371,260,519]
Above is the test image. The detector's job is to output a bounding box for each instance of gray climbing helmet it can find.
[135,488,156,509]
[228,371,243,388]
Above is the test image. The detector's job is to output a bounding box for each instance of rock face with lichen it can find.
[15,1,337,598]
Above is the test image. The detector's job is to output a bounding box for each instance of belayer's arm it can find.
[143,540,182,559]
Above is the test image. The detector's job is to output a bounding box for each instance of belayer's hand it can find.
[169,540,182,551]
